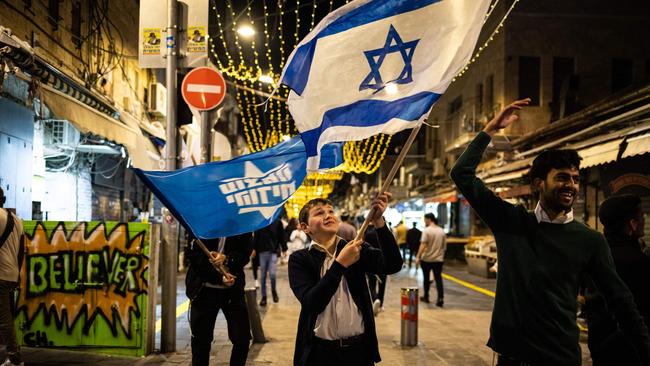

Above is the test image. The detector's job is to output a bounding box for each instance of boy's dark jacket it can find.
[185,233,253,299]
[288,224,402,366]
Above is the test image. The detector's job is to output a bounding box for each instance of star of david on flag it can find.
[360,25,419,93]
[281,0,491,170]
[134,137,343,239]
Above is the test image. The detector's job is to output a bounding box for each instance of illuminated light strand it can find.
[452,0,520,82]
[309,0,318,31]
[234,87,257,152]
[293,0,302,49]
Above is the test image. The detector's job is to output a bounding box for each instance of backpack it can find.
[0,210,15,250]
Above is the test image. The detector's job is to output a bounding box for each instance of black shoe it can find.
[272,291,279,303]
[419,296,430,303]
[259,297,267,306]
[435,299,444,307]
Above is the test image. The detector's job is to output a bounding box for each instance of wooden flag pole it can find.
[354,123,423,241]
[194,238,236,280]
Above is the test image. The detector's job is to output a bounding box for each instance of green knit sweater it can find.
[450,132,650,366]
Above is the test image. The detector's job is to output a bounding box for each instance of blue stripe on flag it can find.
[301,91,440,157]
[283,0,441,95]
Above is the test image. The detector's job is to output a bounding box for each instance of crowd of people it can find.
[0,100,648,366]
[181,99,649,366]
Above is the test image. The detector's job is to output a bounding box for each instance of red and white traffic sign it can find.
[181,67,227,111]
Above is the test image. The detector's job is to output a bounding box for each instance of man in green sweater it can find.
[450,98,650,366]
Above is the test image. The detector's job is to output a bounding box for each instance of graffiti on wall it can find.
[16,221,150,354]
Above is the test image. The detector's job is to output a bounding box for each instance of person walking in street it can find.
[288,194,402,366]
[415,213,446,307]
[337,212,357,242]
[406,222,422,268]
[254,218,287,306]
[585,194,650,365]
[288,219,310,254]
[185,233,253,366]
[0,188,25,366]
[450,98,650,366]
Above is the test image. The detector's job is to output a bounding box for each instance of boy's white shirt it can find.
[309,238,364,340]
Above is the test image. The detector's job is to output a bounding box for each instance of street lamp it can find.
[237,25,256,38]
[258,74,274,84]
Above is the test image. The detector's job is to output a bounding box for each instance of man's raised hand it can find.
[369,192,392,228]
[483,98,530,136]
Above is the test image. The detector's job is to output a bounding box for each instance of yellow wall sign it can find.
[143,28,162,55]
[187,26,207,53]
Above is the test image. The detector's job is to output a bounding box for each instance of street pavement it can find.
[9,260,593,365]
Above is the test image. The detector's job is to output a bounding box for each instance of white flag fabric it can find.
[281,0,491,170]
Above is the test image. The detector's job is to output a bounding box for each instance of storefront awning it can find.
[622,133,650,159]
[425,190,457,203]
[578,138,624,168]
[483,169,529,184]
[40,85,162,170]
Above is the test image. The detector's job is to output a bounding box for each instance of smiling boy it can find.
[288,193,402,366]
[450,99,650,366]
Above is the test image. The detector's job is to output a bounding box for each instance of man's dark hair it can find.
[0,186,4,208]
[528,149,581,183]
[424,213,437,224]
[340,213,350,222]
[299,198,334,225]
[599,194,642,237]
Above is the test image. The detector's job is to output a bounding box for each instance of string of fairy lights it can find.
[208,0,519,207]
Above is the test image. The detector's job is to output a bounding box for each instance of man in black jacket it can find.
[406,222,422,268]
[288,194,402,366]
[586,194,650,365]
[185,233,253,366]
[253,218,287,306]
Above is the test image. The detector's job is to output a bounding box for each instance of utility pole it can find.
[161,0,178,353]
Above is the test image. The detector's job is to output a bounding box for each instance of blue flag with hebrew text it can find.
[134,137,342,239]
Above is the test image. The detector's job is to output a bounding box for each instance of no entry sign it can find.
[181,67,227,110]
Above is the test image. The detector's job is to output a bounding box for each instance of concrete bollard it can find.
[400,287,418,347]
[244,287,267,343]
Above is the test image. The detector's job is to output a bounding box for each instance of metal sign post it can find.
[161,0,178,353]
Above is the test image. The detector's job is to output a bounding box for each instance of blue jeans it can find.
[258,252,278,298]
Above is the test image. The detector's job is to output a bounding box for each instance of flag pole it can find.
[354,122,423,241]
[194,239,236,280]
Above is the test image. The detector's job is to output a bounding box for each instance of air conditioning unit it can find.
[43,120,80,149]
[148,82,167,118]
[432,158,446,177]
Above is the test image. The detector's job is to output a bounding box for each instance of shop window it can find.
[611,58,633,93]
[518,56,540,106]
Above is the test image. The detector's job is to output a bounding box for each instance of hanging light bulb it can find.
[237,25,256,38]
[259,74,274,84]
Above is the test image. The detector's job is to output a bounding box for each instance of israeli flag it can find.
[282,0,491,170]
[134,137,343,239]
